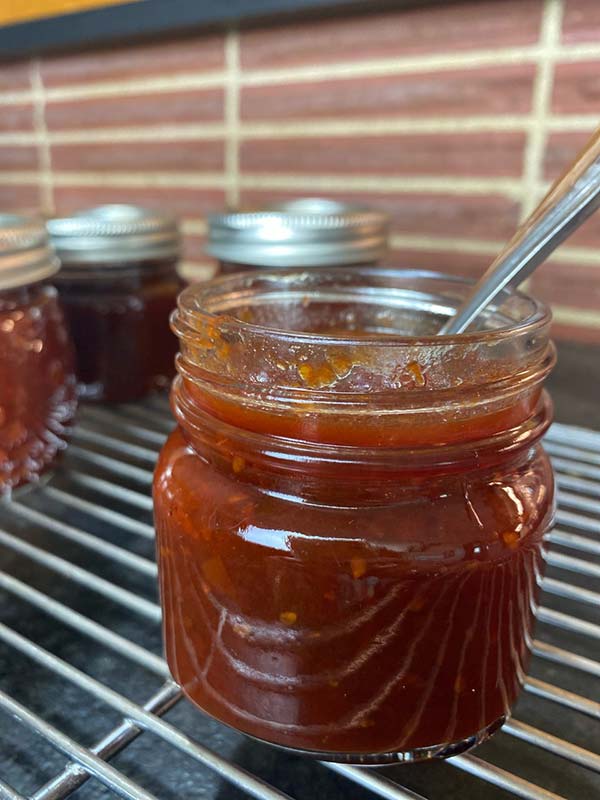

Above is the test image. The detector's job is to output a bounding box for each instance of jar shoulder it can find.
[154,427,555,563]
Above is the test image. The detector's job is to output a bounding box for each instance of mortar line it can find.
[520,0,564,220]
[30,58,53,212]
[225,28,240,208]
[0,38,599,107]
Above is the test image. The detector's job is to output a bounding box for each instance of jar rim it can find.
[175,266,551,347]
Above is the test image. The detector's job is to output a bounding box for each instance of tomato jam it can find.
[154,268,555,763]
[48,205,181,403]
[0,215,77,495]
[207,198,389,274]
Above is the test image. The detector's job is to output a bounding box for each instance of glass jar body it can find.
[154,268,555,763]
[56,259,180,402]
[155,415,552,761]
[0,282,77,494]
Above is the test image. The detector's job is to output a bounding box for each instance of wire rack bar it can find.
[449,755,567,800]
[0,779,27,800]
[2,411,599,800]
[42,485,155,539]
[0,689,160,800]
[323,764,428,800]
[0,528,161,623]
[66,472,154,511]
[32,683,182,800]
[5,502,157,577]
[0,623,295,800]
[0,571,166,676]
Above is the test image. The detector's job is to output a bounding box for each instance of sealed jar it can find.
[207,198,389,273]
[154,268,555,763]
[0,214,77,495]
[48,204,181,403]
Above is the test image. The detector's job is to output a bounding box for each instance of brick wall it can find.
[0,0,599,343]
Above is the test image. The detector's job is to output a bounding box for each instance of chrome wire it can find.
[1,407,598,800]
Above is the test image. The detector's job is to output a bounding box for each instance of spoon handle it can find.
[439,127,600,335]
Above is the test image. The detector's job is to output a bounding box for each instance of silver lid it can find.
[47,204,180,267]
[206,197,389,267]
[0,214,58,291]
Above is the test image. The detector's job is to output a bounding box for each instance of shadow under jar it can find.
[0,214,77,495]
[48,205,181,403]
[154,268,555,764]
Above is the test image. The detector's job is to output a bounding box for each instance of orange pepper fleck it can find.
[232,455,246,474]
[408,595,426,612]
[501,530,520,548]
[350,557,367,579]
[407,361,426,387]
[298,362,336,388]
[279,611,297,626]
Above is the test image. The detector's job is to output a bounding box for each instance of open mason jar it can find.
[154,267,555,764]
[0,214,77,495]
[48,205,181,403]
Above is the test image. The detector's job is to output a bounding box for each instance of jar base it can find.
[237,714,507,766]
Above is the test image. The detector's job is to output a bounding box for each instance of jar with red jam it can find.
[48,204,181,403]
[0,214,77,495]
[207,198,389,274]
[154,268,555,763]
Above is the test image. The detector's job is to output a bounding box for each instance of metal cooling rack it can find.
[0,395,598,800]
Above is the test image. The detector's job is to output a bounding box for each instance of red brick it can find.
[531,261,600,312]
[0,184,40,211]
[0,146,38,171]
[551,321,600,345]
[386,248,489,278]
[53,186,225,220]
[239,190,519,241]
[240,132,526,177]
[241,1,542,69]
[241,65,535,121]
[552,61,600,115]
[557,212,600,249]
[181,234,208,261]
[51,140,224,172]
[45,89,224,131]
[41,34,225,86]
[0,103,34,132]
[543,132,590,180]
[0,61,32,92]
[562,0,600,44]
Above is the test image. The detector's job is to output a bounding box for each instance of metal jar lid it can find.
[206,198,390,267]
[47,204,180,268]
[0,214,59,291]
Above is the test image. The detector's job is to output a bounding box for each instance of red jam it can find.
[56,260,180,403]
[154,269,555,762]
[0,283,77,493]
[49,205,181,403]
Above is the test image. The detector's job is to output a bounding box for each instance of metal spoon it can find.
[439,127,600,335]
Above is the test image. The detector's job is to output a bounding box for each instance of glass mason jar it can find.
[0,214,77,495]
[154,268,555,764]
[48,205,181,403]
[207,198,389,274]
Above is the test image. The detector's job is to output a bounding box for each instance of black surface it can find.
[0,341,598,799]
[547,340,600,431]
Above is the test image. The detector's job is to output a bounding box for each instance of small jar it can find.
[154,268,555,763]
[48,205,181,403]
[207,198,389,274]
[0,214,77,495]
